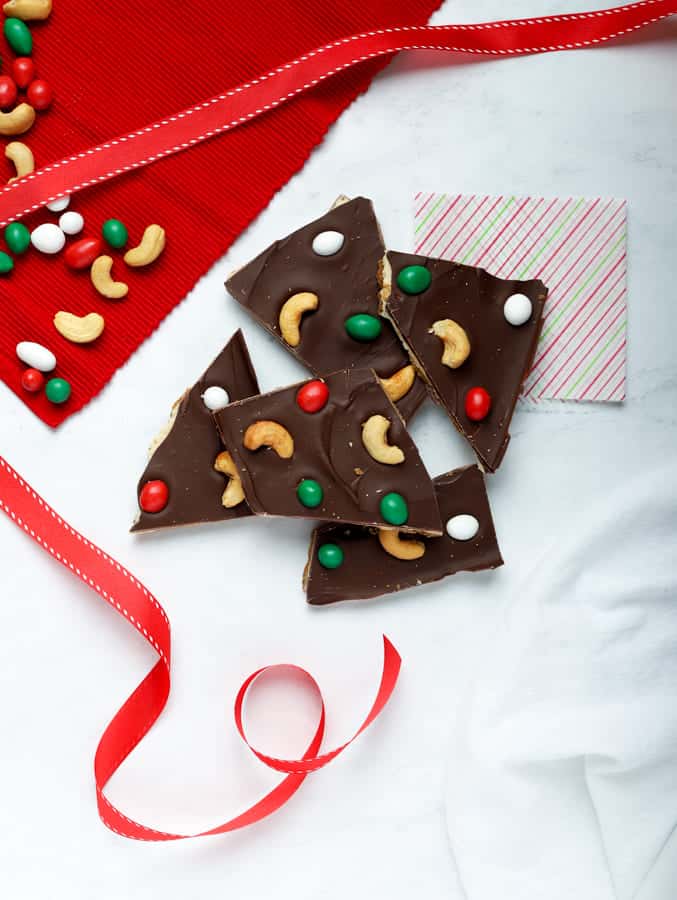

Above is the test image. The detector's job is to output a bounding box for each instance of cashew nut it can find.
[123,224,166,267]
[90,255,129,299]
[378,528,425,560]
[0,103,35,137]
[213,451,245,508]
[361,415,404,465]
[5,141,34,182]
[379,364,415,403]
[279,291,318,346]
[243,420,294,458]
[53,311,105,344]
[2,0,52,19]
[429,319,470,369]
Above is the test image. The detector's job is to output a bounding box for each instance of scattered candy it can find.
[58,210,84,235]
[5,221,30,254]
[64,236,103,270]
[4,17,33,55]
[20,367,43,392]
[26,78,51,110]
[16,339,55,371]
[297,478,323,508]
[102,218,128,249]
[312,230,344,256]
[45,194,69,212]
[446,514,479,541]
[379,492,409,526]
[0,75,17,109]
[318,543,344,569]
[201,385,230,411]
[11,56,34,89]
[503,292,533,327]
[138,479,169,513]
[0,250,13,273]
[344,312,382,342]
[31,221,65,253]
[45,376,71,404]
[397,265,431,295]
[296,379,329,413]
[465,387,492,421]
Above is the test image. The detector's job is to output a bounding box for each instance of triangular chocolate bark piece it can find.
[381,252,547,472]
[131,330,259,532]
[226,197,427,421]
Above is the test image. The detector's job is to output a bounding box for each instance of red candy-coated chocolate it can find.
[26,79,52,111]
[138,479,169,513]
[465,387,492,421]
[0,76,18,110]
[21,368,44,393]
[64,236,104,270]
[296,379,329,413]
[12,57,35,90]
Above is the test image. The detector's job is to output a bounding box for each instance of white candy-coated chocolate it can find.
[201,385,230,411]
[46,194,71,213]
[503,292,533,327]
[31,222,66,254]
[58,211,84,235]
[446,514,479,541]
[312,230,344,256]
[16,340,56,372]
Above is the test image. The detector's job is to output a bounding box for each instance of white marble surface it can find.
[1,2,675,898]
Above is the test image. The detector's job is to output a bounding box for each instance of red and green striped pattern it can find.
[413,193,626,403]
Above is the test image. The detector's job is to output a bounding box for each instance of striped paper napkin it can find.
[413,194,627,403]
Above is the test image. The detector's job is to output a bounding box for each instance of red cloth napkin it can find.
[0,0,441,426]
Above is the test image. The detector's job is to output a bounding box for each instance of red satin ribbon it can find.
[0,0,674,226]
[0,455,402,840]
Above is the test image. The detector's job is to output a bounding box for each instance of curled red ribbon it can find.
[0,455,402,840]
[0,0,674,225]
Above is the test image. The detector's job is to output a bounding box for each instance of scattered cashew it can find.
[243,420,294,458]
[90,255,129,299]
[378,528,425,561]
[0,103,35,137]
[429,319,470,369]
[361,415,404,465]
[53,311,105,344]
[2,0,52,19]
[123,224,166,267]
[5,141,34,182]
[213,451,245,508]
[279,291,318,346]
[379,364,415,403]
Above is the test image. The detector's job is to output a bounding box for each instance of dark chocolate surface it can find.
[305,465,503,605]
[131,330,259,532]
[383,252,547,472]
[226,197,427,421]
[214,368,442,534]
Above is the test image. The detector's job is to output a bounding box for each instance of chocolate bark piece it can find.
[381,252,548,472]
[131,330,259,533]
[214,368,442,535]
[304,465,502,605]
[226,196,427,421]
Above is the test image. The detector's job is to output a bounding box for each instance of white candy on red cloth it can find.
[31,223,66,254]
[58,211,84,235]
[312,230,344,256]
[446,514,479,541]
[503,292,533,327]
[201,386,230,411]
[16,340,56,372]
[46,195,71,213]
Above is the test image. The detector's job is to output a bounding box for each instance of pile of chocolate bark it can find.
[131,197,548,605]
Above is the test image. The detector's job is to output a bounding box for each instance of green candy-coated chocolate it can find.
[344,313,382,342]
[45,377,71,405]
[379,492,409,526]
[5,222,30,255]
[4,18,32,56]
[0,251,13,274]
[102,218,128,249]
[396,265,431,295]
[318,543,344,569]
[297,478,323,509]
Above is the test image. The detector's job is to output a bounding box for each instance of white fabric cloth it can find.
[447,456,677,900]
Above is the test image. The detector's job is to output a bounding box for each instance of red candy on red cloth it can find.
[12,57,35,89]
